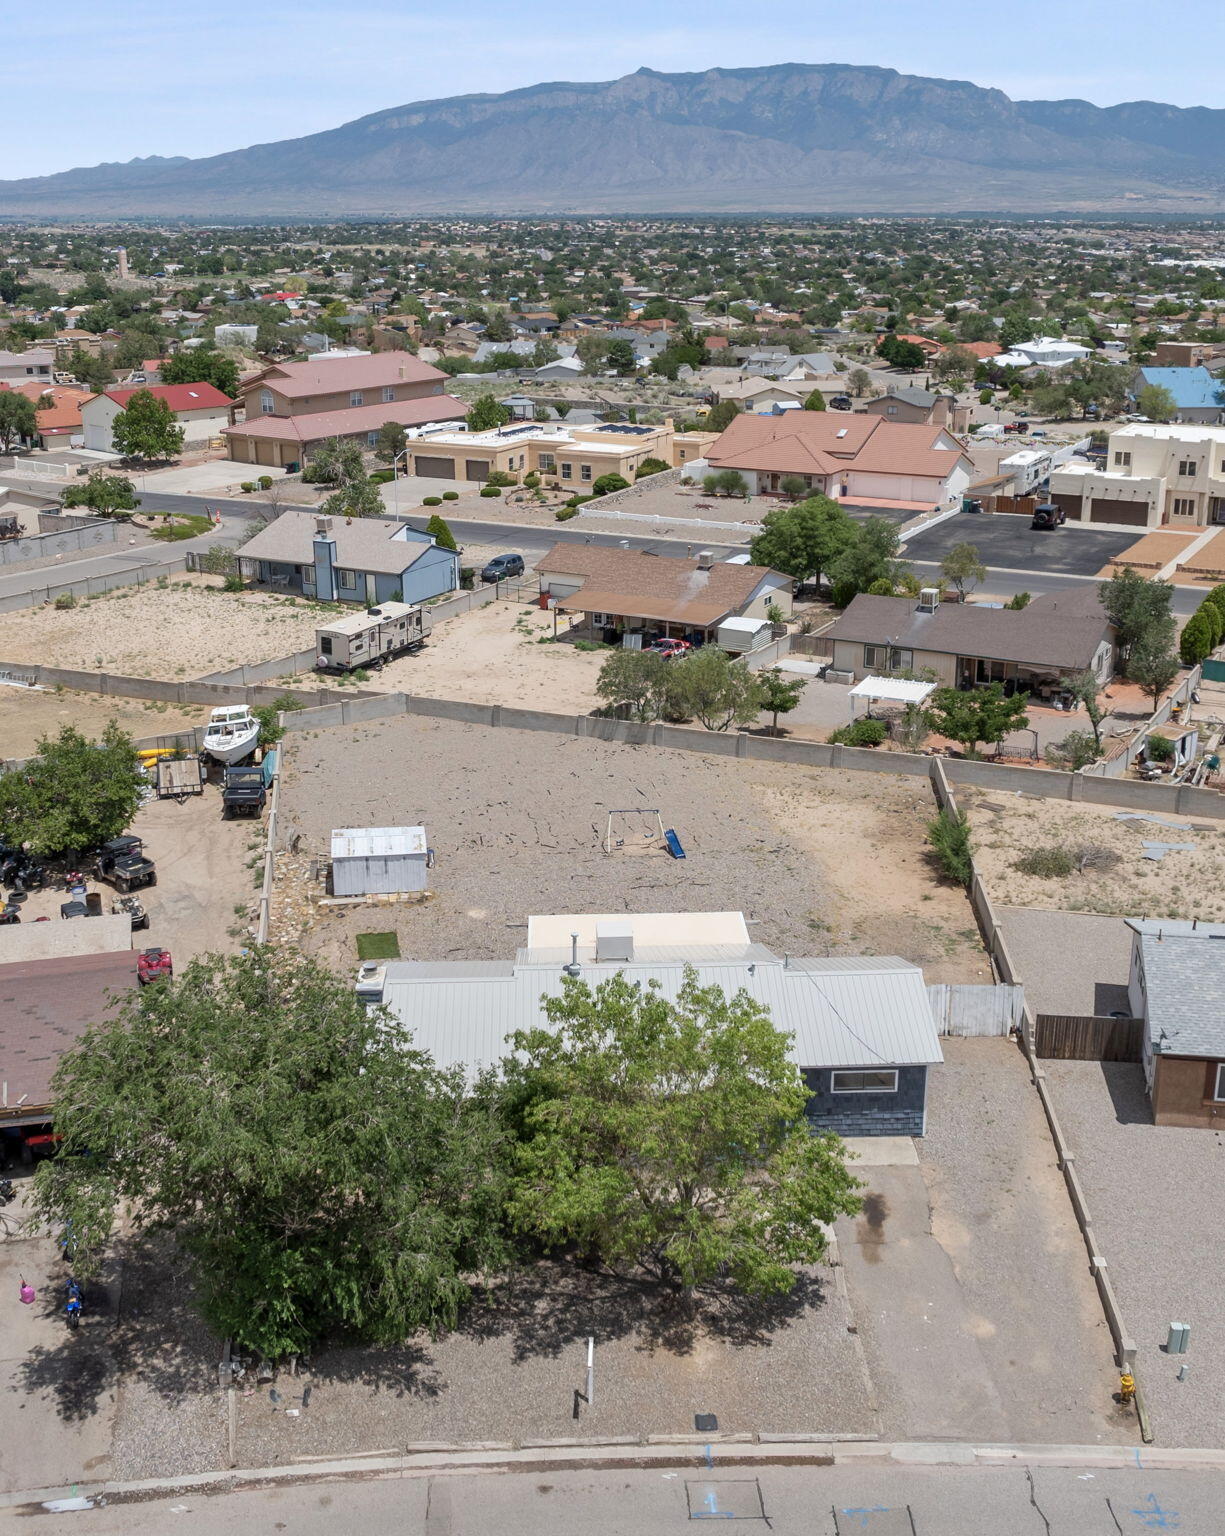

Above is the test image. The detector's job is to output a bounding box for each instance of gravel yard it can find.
[0,576,322,679]
[962,786,1225,920]
[1043,1059,1225,1448]
[272,715,990,985]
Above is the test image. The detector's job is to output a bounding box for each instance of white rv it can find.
[315,602,432,673]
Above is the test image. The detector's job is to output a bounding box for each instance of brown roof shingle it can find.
[538,544,787,627]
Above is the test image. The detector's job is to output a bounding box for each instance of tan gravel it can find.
[0,686,203,762]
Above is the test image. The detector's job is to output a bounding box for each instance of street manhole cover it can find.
[686,1480,766,1520]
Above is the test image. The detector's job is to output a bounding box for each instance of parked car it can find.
[829,394,853,411]
[646,637,692,659]
[1031,501,1066,530]
[480,553,525,583]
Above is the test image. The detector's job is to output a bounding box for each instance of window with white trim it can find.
[580,464,592,481]
[367,431,379,447]
[337,568,358,591]
[863,644,913,672]
[1172,497,1197,516]
[260,389,275,414]
[561,462,572,479]
[382,386,395,403]
[830,1069,899,1093]
[539,453,555,471]
[1214,1064,1225,1102]
[350,391,364,407]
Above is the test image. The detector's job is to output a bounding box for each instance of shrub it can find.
[258,475,273,490]
[425,513,457,551]
[1146,732,1176,762]
[442,490,458,501]
[53,591,77,610]
[480,485,502,498]
[592,473,630,497]
[779,475,809,499]
[485,470,516,488]
[422,496,442,507]
[459,567,475,590]
[635,457,670,479]
[829,718,887,747]
[926,807,972,886]
[1179,607,1215,665]
[1015,846,1076,879]
[523,471,540,490]
[222,573,245,593]
[555,506,579,521]
[240,481,255,493]
[368,468,394,485]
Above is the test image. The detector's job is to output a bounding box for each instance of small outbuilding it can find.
[331,826,429,897]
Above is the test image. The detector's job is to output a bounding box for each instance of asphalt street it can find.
[24,1458,1225,1534]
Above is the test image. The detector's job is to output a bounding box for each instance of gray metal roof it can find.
[1128,921,1225,1057]
[377,950,942,1078]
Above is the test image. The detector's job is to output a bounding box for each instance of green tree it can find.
[374,420,408,465]
[749,495,857,588]
[531,337,560,367]
[635,457,670,479]
[0,391,38,451]
[592,473,630,497]
[1100,567,1175,660]
[35,948,513,1359]
[1179,609,1215,665]
[1137,383,1177,423]
[1128,631,1181,709]
[999,315,1034,351]
[161,350,238,398]
[595,648,669,721]
[0,721,143,855]
[702,400,741,435]
[1005,590,1032,610]
[803,388,826,411]
[64,345,114,393]
[1045,730,1101,771]
[320,478,386,519]
[605,339,638,376]
[931,345,977,382]
[60,473,141,520]
[302,437,366,486]
[425,512,457,551]
[1031,383,1075,419]
[668,648,761,731]
[829,517,909,606]
[1062,670,1106,748]
[927,683,1030,758]
[110,389,185,464]
[848,367,873,396]
[505,967,862,1295]
[756,669,805,734]
[940,542,987,597]
[466,394,510,432]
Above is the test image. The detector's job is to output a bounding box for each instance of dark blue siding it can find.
[802,1065,928,1138]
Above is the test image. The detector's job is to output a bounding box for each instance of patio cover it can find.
[848,676,936,712]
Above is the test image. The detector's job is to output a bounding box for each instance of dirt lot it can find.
[962,785,1225,919]
[0,576,322,678]
[272,715,988,984]
[0,685,203,762]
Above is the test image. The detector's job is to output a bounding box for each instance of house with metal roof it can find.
[1127,919,1225,1127]
[1131,367,1225,424]
[361,911,943,1137]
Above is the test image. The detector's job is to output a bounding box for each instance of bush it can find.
[442,491,459,501]
[829,718,887,747]
[459,567,476,590]
[222,573,245,593]
[258,475,273,490]
[592,473,630,497]
[480,485,502,497]
[240,481,255,493]
[422,496,442,507]
[779,475,809,499]
[53,591,77,610]
[368,468,394,485]
[485,470,516,488]
[926,807,972,886]
[1146,732,1176,762]
[555,506,579,521]
[1015,846,1076,878]
[635,457,670,479]
[1180,607,1215,665]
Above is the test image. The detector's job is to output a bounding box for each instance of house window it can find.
[1214,1064,1225,1102]
[1178,460,1198,477]
[831,1069,899,1094]
[580,464,592,482]
[382,386,395,403]
[863,644,912,672]
[886,404,898,416]
[539,453,555,471]
[1113,451,1131,467]
[260,389,274,414]
[337,568,357,591]
[367,431,379,447]
[1172,497,1197,516]
[350,391,364,407]
[561,462,572,479]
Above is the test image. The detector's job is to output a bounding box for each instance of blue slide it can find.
[664,828,686,859]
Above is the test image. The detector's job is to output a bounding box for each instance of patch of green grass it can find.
[357,931,401,961]
[149,514,213,542]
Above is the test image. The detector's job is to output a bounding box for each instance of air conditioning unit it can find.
[918,587,940,613]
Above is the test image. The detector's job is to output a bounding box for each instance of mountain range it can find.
[3,64,1225,218]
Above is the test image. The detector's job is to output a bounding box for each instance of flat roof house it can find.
[80,382,234,453]
[406,421,674,487]
[824,585,1115,695]
[537,544,792,646]
[362,911,943,1138]
[238,510,459,607]
[1049,422,1225,530]
[1127,919,1225,1127]
[705,412,973,512]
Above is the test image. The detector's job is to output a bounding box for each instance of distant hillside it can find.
[2,64,1224,217]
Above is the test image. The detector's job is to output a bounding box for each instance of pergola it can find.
[847,675,936,718]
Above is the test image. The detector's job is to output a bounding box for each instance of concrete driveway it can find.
[906,513,1139,578]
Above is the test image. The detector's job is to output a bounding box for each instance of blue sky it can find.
[7,0,1223,179]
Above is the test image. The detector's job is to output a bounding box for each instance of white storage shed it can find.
[331,826,429,897]
[717,615,771,654]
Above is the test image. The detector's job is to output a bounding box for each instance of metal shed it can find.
[330,826,429,897]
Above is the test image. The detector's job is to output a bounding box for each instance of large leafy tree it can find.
[61,473,141,520]
[505,967,862,1294]
[162,349,239,398]
[605,339,638,376]
[1137,383,1177,423]
[374,420,408,465]
[595,649,669,721]
[111,389,185,464]
[669,648,762,731]
[35,948,513,1359]
[1099,567,1174,660]
[757,669,806,734]
[927,683,1030,758]
[320,477,385,519]
[940,541,987,597]
[0,721,144,854]
[0,391,37,451]
[302,436,366,486]
[1129,631,1181,709]
[749,495,857,588]
[466,394,510,432]
[829,517,909,606]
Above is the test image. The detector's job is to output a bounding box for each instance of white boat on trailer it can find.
[202,705,260,766]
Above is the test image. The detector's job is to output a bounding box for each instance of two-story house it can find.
[1048,423,1225,529]
[0,348,54,385]
[223,353,467,470]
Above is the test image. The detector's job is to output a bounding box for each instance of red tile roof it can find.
[104,382,234,412]
[251,353,446,400]
[224,392,466,443]
[707,412,971,480]
[0,382,90,434]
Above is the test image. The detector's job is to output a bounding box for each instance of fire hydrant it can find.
[1119,1372,1136,1404]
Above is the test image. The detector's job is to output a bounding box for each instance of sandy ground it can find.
[0,685,203,762]
[272,715,988,985]
[0,576,323,678]
[963,784,1225,919]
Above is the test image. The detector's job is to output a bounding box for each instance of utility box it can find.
[330,826,429,897]
[1167,1322,1190,1355]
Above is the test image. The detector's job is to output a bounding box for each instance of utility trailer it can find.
[315,602,431,674]
[156,755,205,800]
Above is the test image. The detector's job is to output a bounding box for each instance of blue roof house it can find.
[1132,367,1225,424]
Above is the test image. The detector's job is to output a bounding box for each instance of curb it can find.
[8,1438,1225,1511]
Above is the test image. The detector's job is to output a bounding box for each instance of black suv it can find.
[481,553,526,583]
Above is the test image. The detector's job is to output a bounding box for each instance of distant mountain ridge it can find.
[2,63,1224,217]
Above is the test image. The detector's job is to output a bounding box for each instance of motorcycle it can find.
[65,1278,82,1330]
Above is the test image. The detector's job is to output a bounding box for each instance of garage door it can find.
[414,456,455,479]
[1089,498,1149,526]
[1050,493,1081,519]
[464,459,489,482]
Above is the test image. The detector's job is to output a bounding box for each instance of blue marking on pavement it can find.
[705,1444,714,1469]
[1130,1493,1181,1529]
[693,1487,733,1519]
[840,1508,891,1528]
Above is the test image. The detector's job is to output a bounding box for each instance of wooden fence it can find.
[1034,1013,1144,1062]
[788,633,834,657]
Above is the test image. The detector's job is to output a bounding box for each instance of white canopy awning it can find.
[848,676,936,710]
